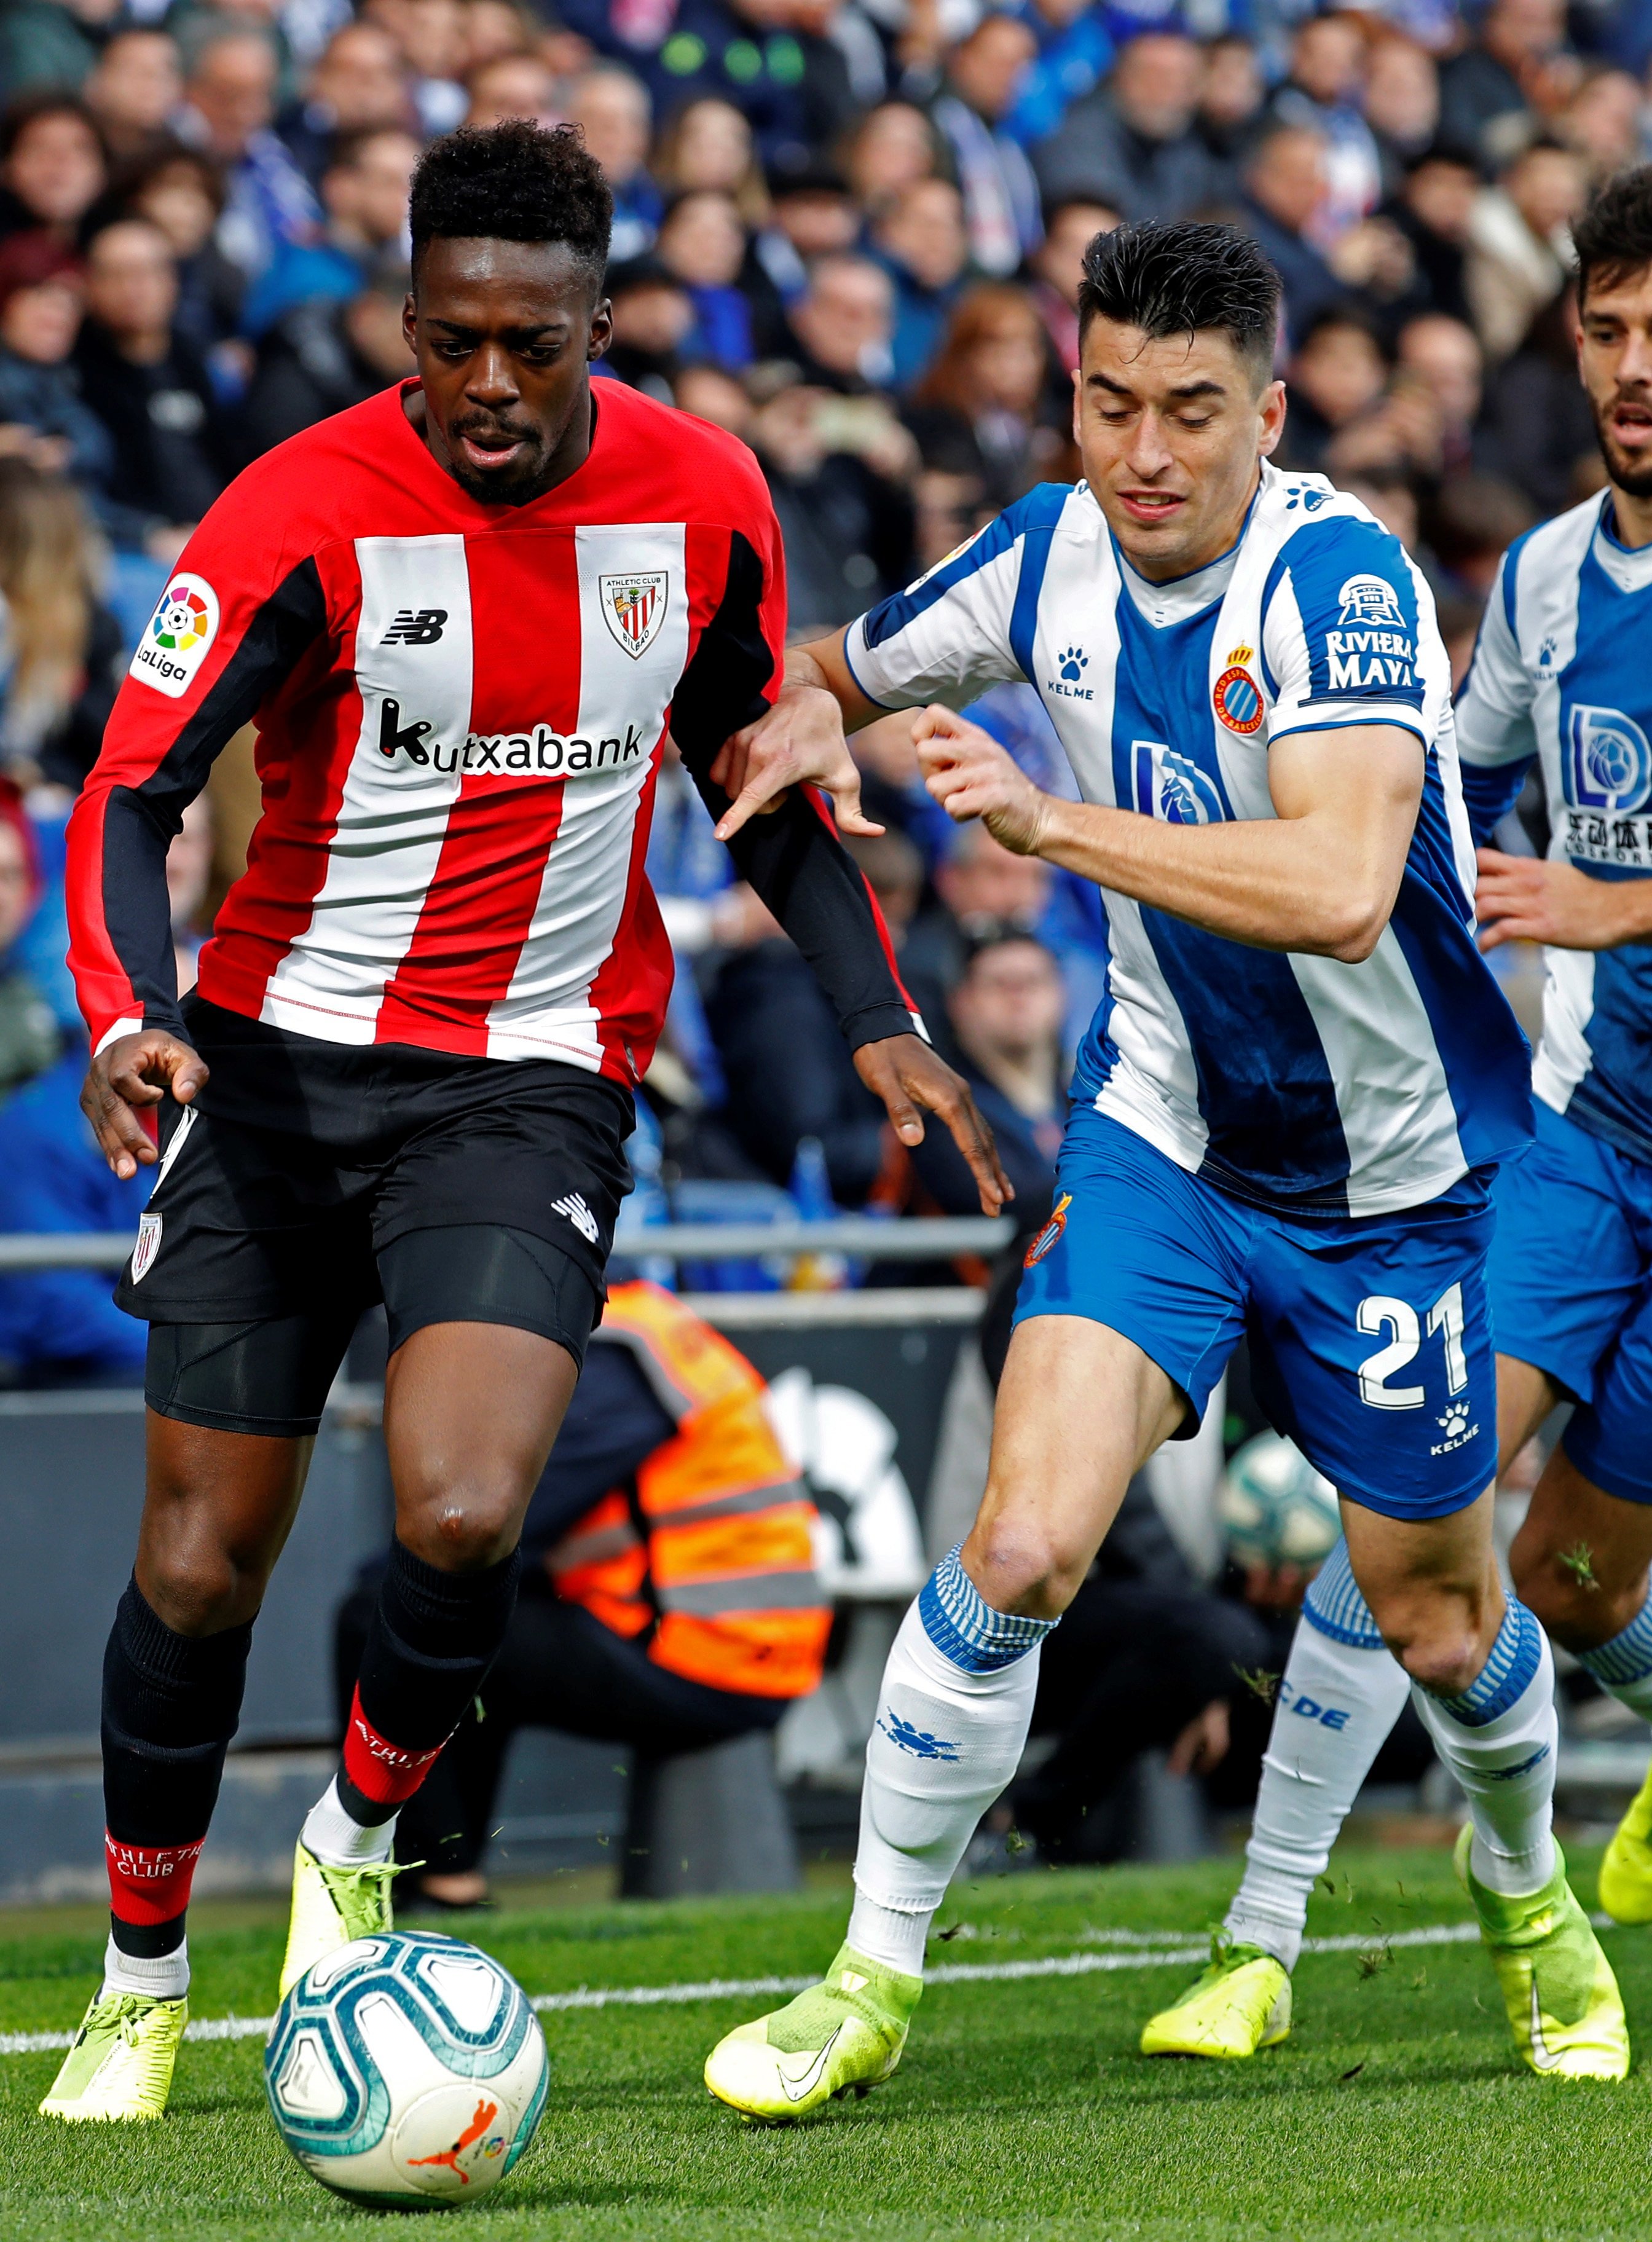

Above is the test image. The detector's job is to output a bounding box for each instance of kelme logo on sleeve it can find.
[131,573,220,698]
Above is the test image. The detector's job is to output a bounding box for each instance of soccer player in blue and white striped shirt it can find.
[701,217,1626,2116]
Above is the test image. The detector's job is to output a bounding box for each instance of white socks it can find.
[103,1932,189,2003]
[1411,1597,1557,1898]
[846,1546,1055,1978]
[1225,1541,1409,1970]
[1575,1591,1652,1720]
[301,1776,397,1868]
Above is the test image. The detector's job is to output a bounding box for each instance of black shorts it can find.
[124,997,633,1431]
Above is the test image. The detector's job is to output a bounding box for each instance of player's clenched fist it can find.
[914,704,1052,857]
[81,1031,209,1179]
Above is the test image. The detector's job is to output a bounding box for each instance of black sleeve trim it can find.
[101,555,328,1040]
[672,531,917,1052]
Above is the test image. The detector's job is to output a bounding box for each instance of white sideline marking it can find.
[0,1918,1514,2058]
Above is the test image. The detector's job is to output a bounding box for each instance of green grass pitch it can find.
[4,1843,1651,2241]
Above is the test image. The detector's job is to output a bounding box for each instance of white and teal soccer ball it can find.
[1219,1431,1340,1570]
[265,1931,548,2208]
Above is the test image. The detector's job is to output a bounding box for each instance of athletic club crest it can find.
[599,572,668,659]
[130,1211,163,1284]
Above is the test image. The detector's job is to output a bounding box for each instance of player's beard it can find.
[443,416,551,505]
[1591,385,1652,500]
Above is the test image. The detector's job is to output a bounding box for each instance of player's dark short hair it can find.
[1077,219,1281,385]
[409,120,612,293]
[1573,165,1652,305]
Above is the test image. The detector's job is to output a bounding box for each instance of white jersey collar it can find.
[1591,494,1652,594]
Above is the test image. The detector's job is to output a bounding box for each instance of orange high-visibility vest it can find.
[545,1282,830,1699]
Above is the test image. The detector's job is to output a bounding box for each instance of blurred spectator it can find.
[1003,0,1115,152]
[239,256,411,454]
[785,250,894,392]
[181,31,321,287]
[907,281,1064,503]
[1029,194,1119,375]
[1269,12,1380,244]
[932,13,1042,279]
[0,788,56,1096]
[749,376,916,631]
[168,793,214,996]
[1386,145,1477,324]
[1465,135,1584,361]
[1280,307,1390,470]
[655,95,767,223]
[908,931,1066,1217]
[568,66,659,263]
[673,361,749,438]
[242,123,416,336]
[0,95,107,248]
[0,235,115,506]
[127,146,246,360]
[74,217,225,545]
[84,30,185,168]
[902,819,1050,1047]
[871,176,967,391]
[1363,36,1441,193]
[463,52,559,130]
[1484,286,1597,515]
[1396,310,1493,478]
[279,20,412,186]
[629,0,860,177]
[0,0,109,101]
[1439,0,1568,166]
[1428,469,1536,595]
[656,189,755,369]
[1195,33,1265,176]
[1560,66,1644,185]
[396,0,469,137]
[841,99,937,210]
[602,256,692,398]
[0,458,122,793]
[1240,122,1343,346]
[1035,31,1224,226]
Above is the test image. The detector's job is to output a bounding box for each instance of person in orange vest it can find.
[333,1280,831,1906]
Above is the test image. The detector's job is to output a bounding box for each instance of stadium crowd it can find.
[0,0,1638,1384]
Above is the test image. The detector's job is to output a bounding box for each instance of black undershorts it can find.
[125,996,632,1436]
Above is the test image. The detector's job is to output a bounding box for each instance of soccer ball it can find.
[1219,1431,1340,1570]
[265,1931,548,2208]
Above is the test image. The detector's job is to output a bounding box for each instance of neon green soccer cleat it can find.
[278,1843,404,1999]
[1140,1938,1292,2059]
[38,1989,188,2122]
[1598,1756,1652,1925]
[704,1945,922,2122]
[1455,1827,1629,2080]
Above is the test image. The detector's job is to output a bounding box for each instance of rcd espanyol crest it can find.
[600,572,668,659]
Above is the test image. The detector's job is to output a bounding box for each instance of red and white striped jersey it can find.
[68,379,915,1081]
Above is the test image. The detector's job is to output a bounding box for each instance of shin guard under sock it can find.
[847,1546,1056,1975]
[101,1578,253,1969]
[331,1539,521,1831]
[1225,1546,1409,1970]
[1412,1597,1557,1898]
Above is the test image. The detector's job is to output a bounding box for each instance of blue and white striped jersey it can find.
[846,460,1531,1218]
[1458,490,1652,1165]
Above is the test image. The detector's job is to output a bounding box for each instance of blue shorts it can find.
[1489,1099,1652,1505]
[1013,1105,1498,1520]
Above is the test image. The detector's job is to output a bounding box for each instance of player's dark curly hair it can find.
[1573,165,1652,305]
[409,120,612,291]
[1077,221,1281,384]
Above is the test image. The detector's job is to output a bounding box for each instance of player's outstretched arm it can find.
[710,632,887,843]
[916,705,1423,962]
[81,1030,209,1179]
[1476,850,1652,952]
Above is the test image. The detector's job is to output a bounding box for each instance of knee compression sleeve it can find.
[339,1538,522,1823]
[102,1578,253,1952]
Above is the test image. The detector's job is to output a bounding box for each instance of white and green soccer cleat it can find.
[1140,1937,1291,2059]
[1455,1827,1629,2080]
[278,1843,404,1998]
[38,1989,188,2122]
[704,1945,922,2121]
[1598,1756,1652,1925]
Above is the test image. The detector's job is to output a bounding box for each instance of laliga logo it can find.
[130,573,219,700]
[1565,703,1652,814]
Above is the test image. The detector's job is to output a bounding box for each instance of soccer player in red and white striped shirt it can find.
[41,120,1007,2125]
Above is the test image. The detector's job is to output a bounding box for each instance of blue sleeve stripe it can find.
[1460,752,1533,845]
[860,483,1072,656]
[841,632,895,711]
[1007,485,1071,682]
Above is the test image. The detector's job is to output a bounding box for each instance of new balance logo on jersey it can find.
[375,701,648,777]
[552,1191,600,1244]
[380,608,448,645]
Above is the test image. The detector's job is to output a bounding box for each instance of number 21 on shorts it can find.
[1355,1282,1468,1410]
